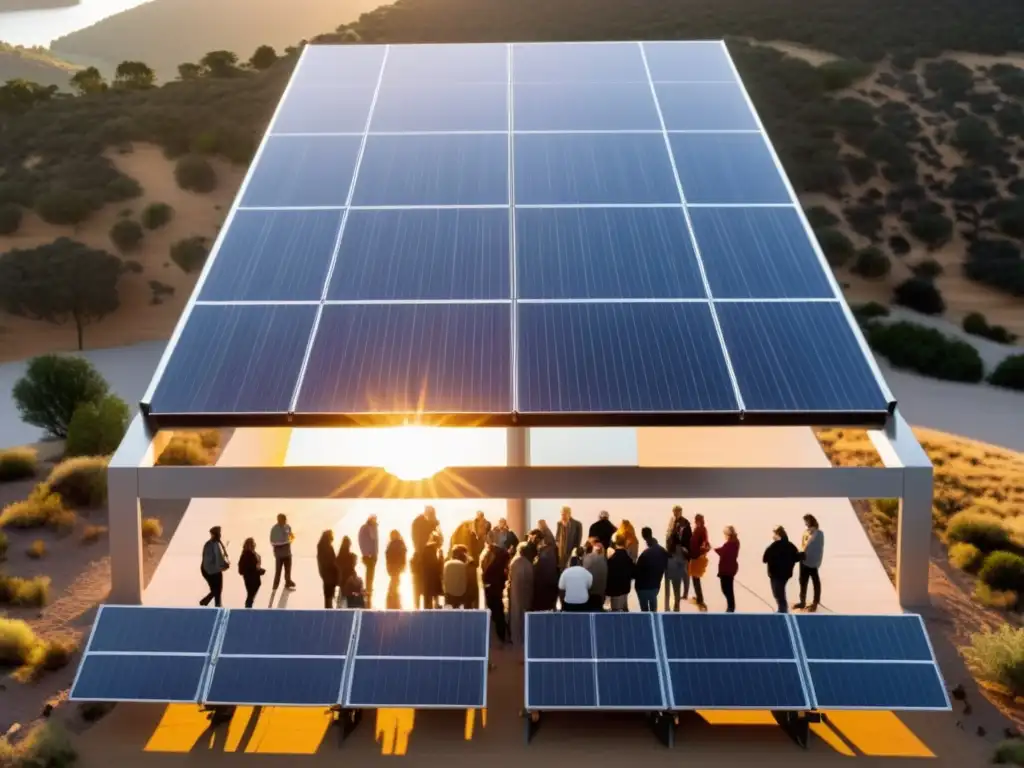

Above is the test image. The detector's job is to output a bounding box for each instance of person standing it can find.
[688,514,711,609]
[589,511,616,550]
[482,541,511,642]
[336,536,358,607]
[443,546,469,608]
[491,517,519,554]
[763,526,801,613]
[616,519,640,562]
[715,526,740,613]
[558,553,593,612]
[634,528,668,612]
[358,515,379,603]
[411,506,440,608]
[606,535,634,611]
[666,505,684,546]
[269,514,296,591]
[508,542,535,646]
[794,515,825,612]
[675,515,693,601]
[532,540,560,611]
[535,519,556,549]
[663,525,687,612]
[384,529,407,609]
[582,540,609,611]
[556,507,583,570]
[200,526,230,607]
[316,530,339,609]
[473,511,492,545]
[237,538,264,608]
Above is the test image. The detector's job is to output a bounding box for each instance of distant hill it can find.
[0,0,77,10]
[0,41,79,87]
[48,0,384,80]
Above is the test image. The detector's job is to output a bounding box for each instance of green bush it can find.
[912,258,944,279]
[174,154,218,193]
[993,739,1024,765]
[0,721,77,767]
[963,312,1017,345]
[0,574,50,607]
[0,486,73,531]
[893,277,945,315]
[990,355,1024,392]
[818,58,873,90]
[46,457,109,508]
[851,301,890,322]
[946,510,1011,551]
[805,206,839,229]
[948,541,985,572]
[979,551,1024,593]
[65,395,130,457]
[866,321,984,382]
[35,187,93,226]
[0,202,22,235]
[815,227,855,267]
[851,246,891,279]
[109,218,144,252]
[141,201,174,230]
[12,355,110,439]
[170,236,209,273]
[0,447,38,482]
[965,624,1024,697]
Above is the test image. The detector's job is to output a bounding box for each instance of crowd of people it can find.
[197,506,826,637]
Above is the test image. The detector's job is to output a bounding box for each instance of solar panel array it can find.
[524,612,950,713]
[71,606,490,710]
[141,40,894,430]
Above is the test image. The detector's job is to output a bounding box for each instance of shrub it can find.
[65,394,130,457]
[12,355,109,439]
[819,58,873,90]
[888,234,911,255]
[156,434,213,466]
[991,355,1024,391]
[26,539,47,559]
[81,525,107,544]
[908,210,954,249]
[976,583,1019,610]
[893,277,946,315]
[46,456,109,508]
[979,551,1024,593]
[851,301,890,322]
[0,447,38,482]
[0,202,22,235]
[851,246,891,279]
[815,227,855,267]
[0,574,50,607]
[805,206,839,229]
[0,487,72,531]
[0,531,6,560]
[35,187,93,226]
[175,154,218,193]
[170,236,209,273]
[142,517,163,542]
[963,312,1017,345]
[948,542,984,572]
[0,721,77,768]
[993,739,1024,765]
[109,218,144,252]
[946,510,1011,551]
[141,201,174,230]
[149,279,175,304]
[198,430,221,450]
[866,321,984,382]
[964,624,1024,697]
[0,617,37,666]
[912,258,943,279]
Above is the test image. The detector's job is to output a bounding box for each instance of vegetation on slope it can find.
[0,42,80,88]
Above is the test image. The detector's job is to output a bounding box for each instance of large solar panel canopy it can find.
[141,40,895,430]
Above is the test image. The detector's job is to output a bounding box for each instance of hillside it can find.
[48,0,385,80]
[0,41,79,87]
[0,0,76,10]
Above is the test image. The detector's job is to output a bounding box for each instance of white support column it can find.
[506,427,529,536]
[870,409,933,608]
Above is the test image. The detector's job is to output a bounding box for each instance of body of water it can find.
[1,0,150,47]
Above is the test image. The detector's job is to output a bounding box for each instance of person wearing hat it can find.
[200,526,230,607]
[762,526,801,613]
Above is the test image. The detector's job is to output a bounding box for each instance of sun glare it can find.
[375,424,451,481]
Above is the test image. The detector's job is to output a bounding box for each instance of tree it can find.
[893,277,946,315]
[69,66,107,96]
[35,188,93,227]
[990,355,1024,391]
[908,209,954,250]
[174,155,217,193]
[177,62,203,81]
[249,45,278,71]
[0,203,22,235]
[953,115,1000,162]
[200,50,240,78]
[0,79,57,115]
[109,219,144,252]
[170,236,209,273]
[141,202,174,230]
[114,61,156,90]
[815,227,855,267]
[911,258,944,279]
[851,246,891,279]
[818,59,872,91]
[0,238,124,350]
[65,394,130,456]
[11,355,109,439]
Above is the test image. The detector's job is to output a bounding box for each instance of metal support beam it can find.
[506,428,529,536]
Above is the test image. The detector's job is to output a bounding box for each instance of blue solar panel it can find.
[513,133,678,205]
[347,659,486,707]
[271,85,376,134]
[371,82,508,132]
[795,615,933,661]
[297,45,385,86]
[808,662,949,710]
[147,305,315,416]
[516,302,737,415]
[294,303,511,416]
[514,42,647,83]
[643,41,736,83]
[656,82,757,131]
[198,210,343,302]
[668,661,809,710]
[384,43,507,83]
[353,134,508,206]
[597,662,666,708]
[328,209,510,301]
[72,654,207,702]
[219,610,355,656]
[527,661,596,708]
[356,610,489,658]
[206,657,347,706]
[526,613,593,660]
[513,82,660,131]
[671,133,789,205]
[717,302,891,414]
[690,207,833,299]
[660,614,796,660]
[594,613,657,659]
[87,607,217,654]
[241,135,360,208]
[515,207,704,300]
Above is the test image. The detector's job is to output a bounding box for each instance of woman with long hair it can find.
[616,519,640,562]
[385,529,407,608]
[715,526,740,613]
[336,535,358,606]
[316,530,338,609]
[238,537,264,608]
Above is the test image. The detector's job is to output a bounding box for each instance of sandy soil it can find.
[0,143,243,363]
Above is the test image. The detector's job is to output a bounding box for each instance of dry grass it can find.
[81,524,107,544]
[0,720,77,767]
[156,432,216,465]
[25,539,47,559]
[45,455,109,508]
[0,485,75,532]
[0,447,38,483]
[141,517,163,542]
[0,573,51,607]
[0,617,75,683]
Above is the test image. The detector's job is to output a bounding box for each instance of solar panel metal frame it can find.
[656,613,813,712]
[791,613,952,712]
[524,611,669,712]
[200,607,359,708]
[139,40,895,431]
[69,604,224,704]
[341,608,491,709]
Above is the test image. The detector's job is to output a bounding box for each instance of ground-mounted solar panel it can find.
[142,40,894,430]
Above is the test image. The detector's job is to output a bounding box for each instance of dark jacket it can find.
[238,549,262,583]
[317,539,337,585]
[385,538,407,577]
[411,514,436,552]
[715,538,740,578]
[763,538,801,580]
[589,518,617,549]
[532,545,559,611]
[668,521,692,560]
[336,547,358,586]
[606,548,634,597]
[482,546,510,597]
[634,539,669,590]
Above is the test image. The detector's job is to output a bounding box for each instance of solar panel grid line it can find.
[716,40,894,407]
[139,45,313,406]
[588,613,601,707]
[198,607,233,704]
[287,45,391,414]
[654,607,675,709]
[784,612,816,710]
[508,42,518,412]
[67,602,112,700]
[636,41,745,413]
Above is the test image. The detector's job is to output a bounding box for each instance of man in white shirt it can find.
[269,513,296,591]
[558,554,593,612]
